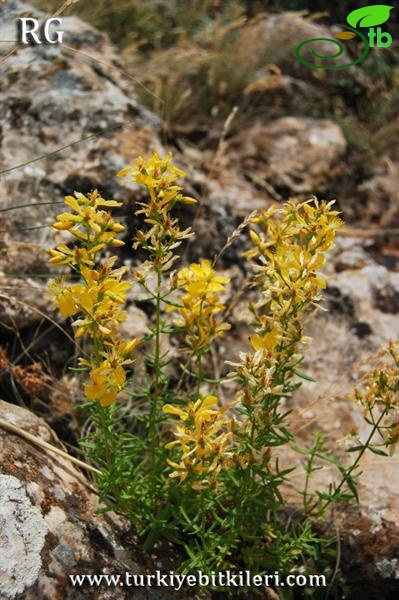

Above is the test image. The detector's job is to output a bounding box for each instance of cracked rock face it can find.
[0,474,47,598]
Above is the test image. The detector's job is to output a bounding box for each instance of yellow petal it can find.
[118,167,134,178]
[201,395,218,409]
[163,404,188,420]
[58,294,77,317]
[84,383,100,401]
[114,365,126,387]
[124,339,138,354]
[64,195,81,212]
[99,390,118,407]
[53,221,73,231]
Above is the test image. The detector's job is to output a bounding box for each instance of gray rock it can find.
[0,0,162,333]
[358,162,399,227]
[0,0,163,247]
[0,399,202,599]
[0,474,47,599]
[226,116,347,194]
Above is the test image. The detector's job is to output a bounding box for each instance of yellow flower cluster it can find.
[49,190,138,406]
[49,191,125,257]
[246,198,342,307]
[230,198,342,452]
[227,348,284,468]
[245,198,342,359]
[172,259,231,352]
[118,152,196,271]
[163,395,232,488]
[354,343,399,455]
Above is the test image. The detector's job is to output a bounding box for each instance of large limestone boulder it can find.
[0,1,161,340]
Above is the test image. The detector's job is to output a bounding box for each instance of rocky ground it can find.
[0,1,399,598]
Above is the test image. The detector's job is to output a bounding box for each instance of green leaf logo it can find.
[347,5,393,28]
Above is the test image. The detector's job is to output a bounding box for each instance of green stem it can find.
[149,265,162,480]
[195,352,202,397]
[234,409,256,537]
[316,406,389,517]
[98,404,111,468]
[199,471,208,568]
[302,438,320,514]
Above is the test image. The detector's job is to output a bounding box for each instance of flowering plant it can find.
[49,153,399,593]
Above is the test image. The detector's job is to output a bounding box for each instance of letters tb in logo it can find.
[17,18,64,45]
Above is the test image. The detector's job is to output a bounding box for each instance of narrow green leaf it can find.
[347,445,365,452]
[346,476,359,501]
[293,369,316,382]
[368,446,389,456]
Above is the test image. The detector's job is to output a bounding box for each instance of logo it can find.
[296,5,393,69]
[17,18,64,45]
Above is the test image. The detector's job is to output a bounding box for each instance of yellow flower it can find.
[101,278,131,304]
[177,260,229,297]
[49,188,136,407]
[250,324,281,353]
[246,199,342,313]
[119,152,182,183]
[230,197,343,432]
[49,280,78,317]
[172,260,230,352]
[118,152,196,207]
[163,395,219,423]
[49,246,94,267]
[84,361,127,407]
[163,396,232,486]
[118,153,197,273]
[52,190,124,251]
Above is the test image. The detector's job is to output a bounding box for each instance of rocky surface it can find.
[336,505,399,600]
[0,0,162,248]
[0,1,399,598]
[0,273,58,330]
[295,240,399,506]
[293,239,399,544]
[0,1,396,269]
[0,4,361,228]
[359,162,399,228]
[0,398,131,600]
[0,399,204,600]
[286,238,399,597]
[227,116,347,194]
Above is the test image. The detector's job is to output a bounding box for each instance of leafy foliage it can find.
[48,153,399,595]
